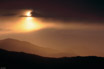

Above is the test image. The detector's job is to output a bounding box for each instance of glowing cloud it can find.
[23,17,40,31]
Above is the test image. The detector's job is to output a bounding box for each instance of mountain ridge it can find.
[0,38,76,57]
[0,48,104,69]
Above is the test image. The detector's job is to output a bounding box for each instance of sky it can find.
[0,0,104,57]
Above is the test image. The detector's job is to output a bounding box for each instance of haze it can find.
[0,0,104,57]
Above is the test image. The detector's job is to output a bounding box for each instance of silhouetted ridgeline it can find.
[0,49,104,69]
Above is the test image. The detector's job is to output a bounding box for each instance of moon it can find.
[13,10,44,33]
[26,11,32,17]
[23,10,36,31]
[22,10,41,32]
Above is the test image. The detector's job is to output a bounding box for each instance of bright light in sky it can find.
[24,22,36,31]
[26,17,33,20]
[10,10,46,32]
[23,17,39,31]
[26,10,32,17]
[11,17,44,33]
[18,10,43,32]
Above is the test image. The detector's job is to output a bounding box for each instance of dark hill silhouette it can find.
[0,38,76,57]
[0,49,104,69]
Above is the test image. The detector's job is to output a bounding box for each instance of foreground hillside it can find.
[0,49,104,69]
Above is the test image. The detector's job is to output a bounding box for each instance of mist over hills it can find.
[0,38,76,57]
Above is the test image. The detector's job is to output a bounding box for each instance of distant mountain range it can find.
[0,49,104,69]
[0,38,76,57]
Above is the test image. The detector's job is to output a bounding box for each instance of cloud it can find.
[0,10,17,16]
[0,9,27,17]
[0,28,11,35]
[30,9,104,23]
[0,28,4,31]
[0,28,11,31]
[0,13,17,16]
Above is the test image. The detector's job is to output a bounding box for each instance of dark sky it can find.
[0,0,104,22]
